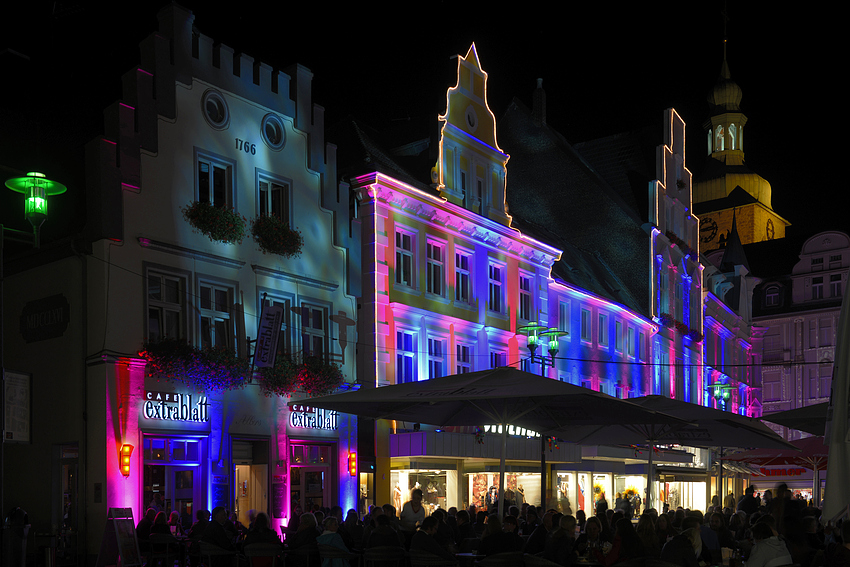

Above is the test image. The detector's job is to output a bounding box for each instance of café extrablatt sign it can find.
[289,404,338,431]
[758,467,807,477]
[144,391,210,423]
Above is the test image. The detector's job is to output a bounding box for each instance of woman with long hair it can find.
[593,517,647,566]
[636,513,660,558]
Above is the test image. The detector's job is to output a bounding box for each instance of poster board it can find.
[95,508,143,567]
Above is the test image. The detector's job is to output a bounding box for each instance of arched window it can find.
[715,125,725,151]
[728,123,737,150]
[707,129,713,154]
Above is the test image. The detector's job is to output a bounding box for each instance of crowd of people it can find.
[133,482,850,566]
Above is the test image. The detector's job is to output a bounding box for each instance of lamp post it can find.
[2,172,67,524]
[517,323,568,512]
[708,381,735,506]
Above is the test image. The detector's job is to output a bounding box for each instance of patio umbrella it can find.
[560,395,796,511]
[824,291,850,522]
[301,367,692,517]
[726,436,828,502]
[760,403,828,437]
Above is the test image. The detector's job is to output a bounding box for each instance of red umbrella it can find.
[727,436,827,501]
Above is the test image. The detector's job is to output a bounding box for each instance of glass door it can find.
[290,467,327,511]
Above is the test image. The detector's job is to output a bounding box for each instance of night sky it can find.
[2,3,842,244]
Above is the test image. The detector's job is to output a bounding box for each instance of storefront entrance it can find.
[143,436,205,528]
[289,443,334,512]
[232,439,270,526]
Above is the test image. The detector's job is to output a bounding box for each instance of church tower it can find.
[436,44,511,227]
[693,40,790,251]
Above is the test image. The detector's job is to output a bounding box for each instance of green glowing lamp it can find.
[5,171,67,247]
[517,322,548,358]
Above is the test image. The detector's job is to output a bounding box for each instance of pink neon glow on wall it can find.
[106,360,145,518]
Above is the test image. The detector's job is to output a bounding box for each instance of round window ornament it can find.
[201,89,230,130]
[465,105,478,133]
[261,113,286,151]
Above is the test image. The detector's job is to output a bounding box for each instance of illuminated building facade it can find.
[4,5,358,561]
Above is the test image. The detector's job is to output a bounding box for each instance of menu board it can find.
[272,477,286,519]
[95,508,142,567]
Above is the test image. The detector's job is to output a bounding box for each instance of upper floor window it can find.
[765,286,780,307]
[301,303,328,361]
[598,314,609,347]
[614,319,622,351]
[197,152,234,209]
[558,301,570,334]
[490,351,505,368]
[395,229,415,288]
[519,274,533,321]
[580,309,591,342]
[811,257,824,271]
[488,262,504,313]
[397,330,417,383]
[830,254,842,269]
[264,295,292,358]
[455,249,472,303]
[627,326,635,358]
[147,270,187,342]
[199,282,233,349]
[258,176,289,221]
[812,277,824,300]
[426,241,445,296]
[428,337,446,379]
[456,343,473,374]
[831,274,843,297]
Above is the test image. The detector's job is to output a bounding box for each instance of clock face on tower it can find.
[700,217,718,243]
[766,218,775,240]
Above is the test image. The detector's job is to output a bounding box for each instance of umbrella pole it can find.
[647,442,654,512]
[499,423,507,518]
[541,435,546,512]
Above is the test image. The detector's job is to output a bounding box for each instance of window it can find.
[765,286,780,307]
[455,249,472,303]
[147,271,187,342]
[258,176,289,221]
[397,330,417,383]
[811,257,824,271]
[558,301,570,334]
[614,319,622,351]
[831,274,842,297]
[456,343,472,374]
[488,262,504,313]
[812,277,824,300]
[580,309,591,342]
[598,314,609,346]
[830,254,842,269]
[428,337,445,379]
[490,351,505,368]
[301,304,328,361]
[519,274,533,321]
[201,89,229,130]
[199,282,233,349]
[395,229,415,288]
[426,241,445,296]
[197,152,233,209]
[627,326,635,357]
[261,113,286,150]
[638,331,646,361]
[264,295,292,358]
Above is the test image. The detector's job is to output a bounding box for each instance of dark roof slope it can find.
[499,98,650,316]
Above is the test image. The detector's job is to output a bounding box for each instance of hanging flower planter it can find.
[139,338,250,393]
[297,356,344,397]
[181,201,247,244]
[256,355,300,398]
[251,214,304,258]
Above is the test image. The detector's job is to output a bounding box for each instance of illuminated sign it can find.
[289,405,338,431]
[144,391,210,423]
[484,424,540,438]
[758,467,807,477]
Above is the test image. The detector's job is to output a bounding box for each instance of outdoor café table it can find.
[454,552,483,566]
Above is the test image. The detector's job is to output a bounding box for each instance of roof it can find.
[499,98,650,315]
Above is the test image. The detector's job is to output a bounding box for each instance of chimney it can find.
[532,78,546,127]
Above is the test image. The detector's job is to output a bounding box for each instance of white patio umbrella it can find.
[302,367,692,517]
[825,291,850,521]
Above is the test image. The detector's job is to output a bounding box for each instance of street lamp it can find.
[516,322,568,511]
[709,382,735,411]
[2,171,67,527]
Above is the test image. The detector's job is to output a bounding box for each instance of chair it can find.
[521,555,561,567]
[363,546,406,567]
[475,552,523,566]
[198,541,237,567]
[318,543,360,566]
[243,543,283,567]
[149,533,180,567]
[407,549,457,566]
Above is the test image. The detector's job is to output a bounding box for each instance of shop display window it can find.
[465,471,539,511]
[392,468,457,514]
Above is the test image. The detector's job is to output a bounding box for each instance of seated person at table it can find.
[288,512,321,550]
[454,510,476,547]
[366,514,404,548]
[478,514,523,556]
[168,511,185,536]
[544,515,578,566]
[244,512,281,546]
[317,516,350,567]
[201,507,237,567]
[575,516,608,556]
[150,511,172,535]
[660,527,701,567]
[746,522,793,567]
[136,508,156,552]
[410,516,455,562]
[524,511,555,555]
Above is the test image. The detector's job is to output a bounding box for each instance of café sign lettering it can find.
[758,467,807,477]
[289,405,338,431]
[144,391,210,423]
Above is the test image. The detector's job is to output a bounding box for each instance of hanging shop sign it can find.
[144,390,210,423]
[20,294,70,343]
[289,405,338,431]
